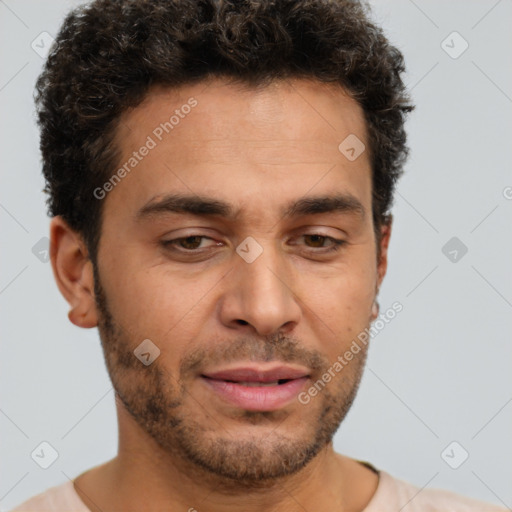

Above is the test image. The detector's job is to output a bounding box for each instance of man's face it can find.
[90,78,388,484]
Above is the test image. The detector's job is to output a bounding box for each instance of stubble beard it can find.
[92,266,368,489]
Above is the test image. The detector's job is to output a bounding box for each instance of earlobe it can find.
[50,216,98,329]
[370,300,380,322]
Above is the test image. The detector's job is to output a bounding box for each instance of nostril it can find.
[236,319,249,325]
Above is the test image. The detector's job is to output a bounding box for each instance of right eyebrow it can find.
[136,194,235,221]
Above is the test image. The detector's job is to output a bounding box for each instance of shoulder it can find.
[365,469,509,512]
[8,480,89,512]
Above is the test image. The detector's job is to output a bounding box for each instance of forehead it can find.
[104,77,372,227]
[118,78,368,147]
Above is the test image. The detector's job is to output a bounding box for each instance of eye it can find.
[295,234,346,253]
[161,233,346,256]
[162,235,222,252]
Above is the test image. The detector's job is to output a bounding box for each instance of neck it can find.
[73,406,379,512]
[110,446,350,512]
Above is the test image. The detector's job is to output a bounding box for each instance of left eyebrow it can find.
[281,193,366,221]
[135,192,366,222]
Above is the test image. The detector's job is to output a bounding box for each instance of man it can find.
[10,0,507,510]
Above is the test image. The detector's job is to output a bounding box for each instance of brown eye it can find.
[290,233,346,254]
[161,235,222,253]
[303,234,328,248]
[177,236,204,250]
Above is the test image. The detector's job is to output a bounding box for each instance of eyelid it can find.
[294,225,348,237]
[289,234,346,251]
[161,232,346,256]
[161,230,342,243]
[162,235,221,250]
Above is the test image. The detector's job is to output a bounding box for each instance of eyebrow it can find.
[136,192,366,222]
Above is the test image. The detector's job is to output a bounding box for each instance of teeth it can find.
[236,381,279,387]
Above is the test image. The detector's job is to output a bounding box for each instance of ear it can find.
[49,216,98,328]
[376,215,392,292]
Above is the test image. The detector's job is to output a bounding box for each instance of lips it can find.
[200,364,310,411]
[203,366,309,383]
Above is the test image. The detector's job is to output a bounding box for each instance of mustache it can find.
[179,333,329,377]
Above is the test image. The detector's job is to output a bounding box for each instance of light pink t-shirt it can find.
[9,467,508,511]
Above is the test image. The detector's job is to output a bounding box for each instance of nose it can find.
[218,241,302,336]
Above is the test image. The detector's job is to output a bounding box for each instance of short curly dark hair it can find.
[35,0,413,264]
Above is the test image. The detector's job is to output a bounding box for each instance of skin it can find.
[50,77,391,512]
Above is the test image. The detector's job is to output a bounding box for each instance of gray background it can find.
[1,0,511,509]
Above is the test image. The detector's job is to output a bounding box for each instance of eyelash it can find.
[161,234,346,254]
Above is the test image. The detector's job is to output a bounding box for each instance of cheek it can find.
[99,262,220,342]
[297,263,376,341]
[291,232,379,310]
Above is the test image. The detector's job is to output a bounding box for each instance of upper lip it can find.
[201,364,310,383]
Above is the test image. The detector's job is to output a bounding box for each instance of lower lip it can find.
[201,377,309,412]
